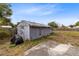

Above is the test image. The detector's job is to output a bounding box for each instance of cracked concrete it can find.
[24,40,79,56]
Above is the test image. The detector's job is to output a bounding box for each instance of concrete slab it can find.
[48,44,73,56]
[24,40,79,56]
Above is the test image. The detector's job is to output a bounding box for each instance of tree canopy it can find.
[69,25,74,28]
[0,3,12,25]
[75,21,79,26]
[48,21,58,28]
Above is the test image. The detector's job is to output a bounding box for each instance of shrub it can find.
[0,29,11,40]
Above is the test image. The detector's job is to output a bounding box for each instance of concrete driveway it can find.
[24,40,79,56]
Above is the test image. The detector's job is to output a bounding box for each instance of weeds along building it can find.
[17,20,52,40]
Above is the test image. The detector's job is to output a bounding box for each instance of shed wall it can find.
[17,23,30,40]
[30,27,52,39]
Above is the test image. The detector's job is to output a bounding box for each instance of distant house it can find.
[72,26,79,31]
[17,20,52,40]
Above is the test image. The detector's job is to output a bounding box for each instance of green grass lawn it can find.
[0,31,79,55]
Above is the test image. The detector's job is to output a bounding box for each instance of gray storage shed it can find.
[17,20,52,40]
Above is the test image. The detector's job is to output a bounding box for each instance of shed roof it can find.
[19,20,50,28]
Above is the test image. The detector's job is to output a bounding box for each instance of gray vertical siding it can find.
[30,26,52,39]
[30,27,41,39]
[41,27,52,36]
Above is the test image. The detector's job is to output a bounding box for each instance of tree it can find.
[69,25,74,28]
[61,24,67,29]
[48,21,58,28]
[75,21,79,26]
[0,3,12,25]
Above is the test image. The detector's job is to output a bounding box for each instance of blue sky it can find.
[11,3,79,26]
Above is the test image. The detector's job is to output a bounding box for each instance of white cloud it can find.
[15,7,41,14]
[40,11,53,16]
[13,4,61,17]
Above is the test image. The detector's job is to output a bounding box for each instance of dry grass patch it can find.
[0,35,50,56]
[0,31,79,55]
[48,31,79,47]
